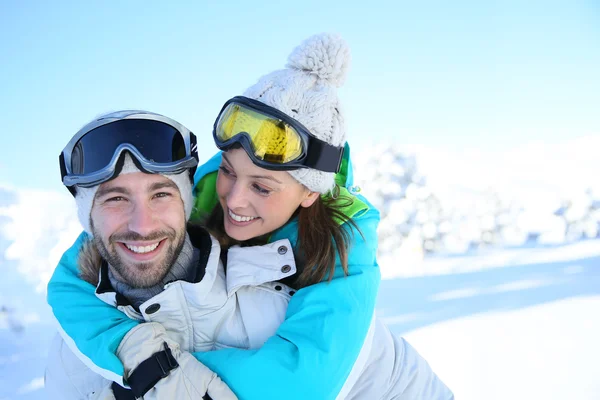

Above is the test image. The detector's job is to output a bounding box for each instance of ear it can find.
[300,191,319,208]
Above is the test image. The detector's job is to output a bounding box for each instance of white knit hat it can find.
[75,154,194,236]
[243,33,351,194]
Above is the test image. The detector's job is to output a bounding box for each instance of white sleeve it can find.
[342,318,454,400]
[393,337,455,399]
[45,333,111,400]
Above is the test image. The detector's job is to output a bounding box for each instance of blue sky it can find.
[1,0,598,191]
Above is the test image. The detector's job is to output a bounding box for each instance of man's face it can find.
[90,172,187,288]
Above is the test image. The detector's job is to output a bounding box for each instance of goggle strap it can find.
[305,139,344,173]
[59,152,68,183]
[190,133,199,163]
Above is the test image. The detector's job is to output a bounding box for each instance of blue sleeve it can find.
[46,233,136,385]
[194,209,381,400]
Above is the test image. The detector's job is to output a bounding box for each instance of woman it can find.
[47,33,450,399]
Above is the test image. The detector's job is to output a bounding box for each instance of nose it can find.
[226,181,249,211]
[128,201,159,237]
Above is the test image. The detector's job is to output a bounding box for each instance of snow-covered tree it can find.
[554,189,600,241]
[353,145,530,257]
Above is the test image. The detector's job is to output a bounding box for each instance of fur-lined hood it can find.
[78,239,103,287]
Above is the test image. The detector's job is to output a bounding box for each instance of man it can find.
[45,110,298,399]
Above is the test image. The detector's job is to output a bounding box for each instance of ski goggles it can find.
[60,110,198,194]
[213,96,344,172]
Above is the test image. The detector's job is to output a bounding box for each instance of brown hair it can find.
[204,186,362,289]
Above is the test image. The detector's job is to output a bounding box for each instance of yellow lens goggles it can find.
[215,103,304,164]
[213,96,344,172]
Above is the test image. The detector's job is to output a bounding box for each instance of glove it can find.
[116,322,237,400]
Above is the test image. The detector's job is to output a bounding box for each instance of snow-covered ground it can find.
[376,240,600,399]
[0,186,79,400]
[404,296,600,399]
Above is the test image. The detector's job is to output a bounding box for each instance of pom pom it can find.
[286,33,351,87]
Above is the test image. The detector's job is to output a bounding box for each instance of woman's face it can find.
[216,148,319,241]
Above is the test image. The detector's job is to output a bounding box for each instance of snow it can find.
[0,186,78,400]
[403,296,600,399]
[0,186,80,292]
[376,239,600,400]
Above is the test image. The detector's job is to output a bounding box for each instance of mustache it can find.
[109,229,176,243]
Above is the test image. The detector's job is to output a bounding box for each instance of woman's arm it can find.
[194,207,381,399]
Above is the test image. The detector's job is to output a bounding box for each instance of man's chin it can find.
[111,247,170,287]
[118,262,168,288]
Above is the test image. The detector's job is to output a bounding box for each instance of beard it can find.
[91,222,186,288]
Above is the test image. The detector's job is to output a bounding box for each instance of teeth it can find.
[125,242,160,254]
[228,209,257,222]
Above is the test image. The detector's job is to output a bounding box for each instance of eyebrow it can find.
[95,185,129,199]
[149,180,179,192]
[222,153,283,184]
